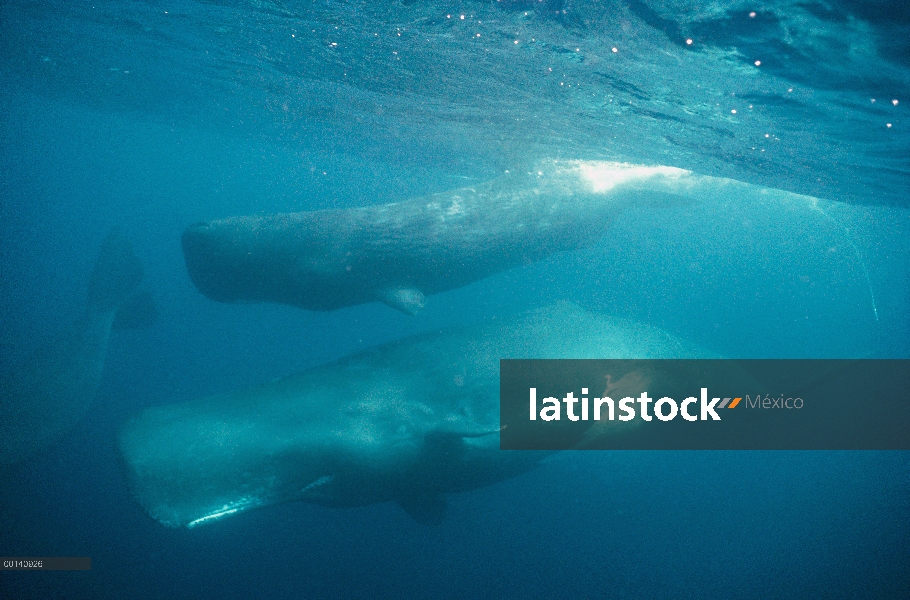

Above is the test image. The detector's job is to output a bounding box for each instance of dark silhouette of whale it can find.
[0,231,154,464]
[182,160,691,315]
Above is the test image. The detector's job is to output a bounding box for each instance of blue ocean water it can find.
[1,1,908,598]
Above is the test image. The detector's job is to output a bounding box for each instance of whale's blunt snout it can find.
[181,221,235,302]
[181,222,214,256]
[182,221,213,243]
[181,222,216,270]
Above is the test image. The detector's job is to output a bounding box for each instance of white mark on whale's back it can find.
[573,161,691,193]
[446,198,464,216]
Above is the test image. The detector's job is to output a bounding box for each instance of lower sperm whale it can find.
[181,160,692,315]
[118,302,711,528]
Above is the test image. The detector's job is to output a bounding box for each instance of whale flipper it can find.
[396,493,447,526]
[378,287,426,315]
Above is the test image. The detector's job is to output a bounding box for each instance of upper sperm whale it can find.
[181,160,690,315]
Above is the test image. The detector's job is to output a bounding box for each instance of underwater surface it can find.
[1,1,908,598]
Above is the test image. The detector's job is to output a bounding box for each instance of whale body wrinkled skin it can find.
[118,302,709,528]
[181,160,692,315]
[0,231,149,464]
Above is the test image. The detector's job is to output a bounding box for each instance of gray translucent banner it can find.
[1,557,91,571]
[500,360,910,450]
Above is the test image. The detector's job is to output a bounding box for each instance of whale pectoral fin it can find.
[395,492,447,526]
[377,287,426,316]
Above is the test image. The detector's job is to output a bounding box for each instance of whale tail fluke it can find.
[0,230,150,465]
[112,289,158,329]
[87,229,144,313]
